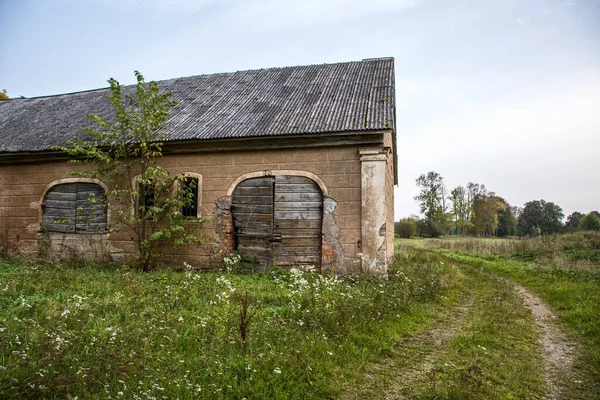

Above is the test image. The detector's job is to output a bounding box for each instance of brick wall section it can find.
[0,145,362,271]
[320,236,336,273]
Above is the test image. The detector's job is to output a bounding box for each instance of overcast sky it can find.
[1,0,599,219]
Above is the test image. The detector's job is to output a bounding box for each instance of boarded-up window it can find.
[42,183,107,233]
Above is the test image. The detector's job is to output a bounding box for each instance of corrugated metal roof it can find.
[0,58,395,153]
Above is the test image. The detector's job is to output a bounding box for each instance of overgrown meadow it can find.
[399,232,600,397]
[0,254,454,399]
[412,231,600,271]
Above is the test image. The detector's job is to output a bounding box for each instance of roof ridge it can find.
[11,57,394,100]
[6,86,112,101]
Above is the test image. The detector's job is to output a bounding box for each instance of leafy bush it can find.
[395,218,417,238]
[417,219,443,238]
[580,213,600,232]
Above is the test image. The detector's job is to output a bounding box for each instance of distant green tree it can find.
[511,206,522,220]
[579,213,600,231]
[466,182,487,218]
[414,171,447,222]
[416,219,443,238]
[497,199,517,237]
[565,212,583,232]
[541,201,564,234]
[0,90,8,101]
[395,218,417,238]
[449,185,469,234]
[472,194,505,236]
[517,200,564,236]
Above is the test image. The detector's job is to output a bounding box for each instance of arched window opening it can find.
[138,181,156,219]
[180,177,199,217]
[42,182,107,233]
[177,173,202,218]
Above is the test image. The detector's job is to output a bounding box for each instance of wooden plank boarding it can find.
[275,192,321,202]
[273,175,322,269]
[232,195,272,205]
[232,186,272,196]
[276,176,316,184]
[231,204,273,214]
[275,201,322,210]
[232,176,275,269]
[275,183,320,193]
[274,210,321,220]
[235,177,273,187]
[231,175,323,270]
[42,183,107,234]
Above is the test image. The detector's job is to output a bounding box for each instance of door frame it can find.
[227,170,328,197]
[227,170,328,269]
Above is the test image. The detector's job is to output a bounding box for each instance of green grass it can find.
[398,233,600,398]
[342,254,546,399]
[443,253,600,397]
[400,231,600,271]
[3,233,597,398]
[412,268,545,399]
[0,255,457,399]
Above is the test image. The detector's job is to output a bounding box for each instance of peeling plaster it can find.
[321,196,349,275]
[359,147,389,276]
[213,196,234,265]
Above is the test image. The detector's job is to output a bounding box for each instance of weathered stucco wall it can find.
[0,145,368,273]
[384,132,395,263]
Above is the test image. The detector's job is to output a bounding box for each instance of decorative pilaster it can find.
[358,147,389,276]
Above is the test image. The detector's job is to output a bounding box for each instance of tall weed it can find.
[0,254,456,399]
[418,232,600,273]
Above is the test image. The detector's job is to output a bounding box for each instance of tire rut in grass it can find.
[512,284,577,400]
[345,290,476,399]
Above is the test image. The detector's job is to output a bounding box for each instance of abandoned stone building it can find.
[0,58,397,275]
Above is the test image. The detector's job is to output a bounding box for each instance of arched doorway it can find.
[231,175,323,270]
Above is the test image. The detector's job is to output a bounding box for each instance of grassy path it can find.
[512,284,577,399]
[444,252,600,398]
[344,259,582,399]
[342,272,476,399]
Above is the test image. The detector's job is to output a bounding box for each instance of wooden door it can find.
[231,177,274,268]
[273,175,322,268]
[231,175,323,270]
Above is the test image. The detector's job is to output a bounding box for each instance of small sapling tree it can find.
[55,71,205,271]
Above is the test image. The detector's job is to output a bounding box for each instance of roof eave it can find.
[0,129,392,164]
